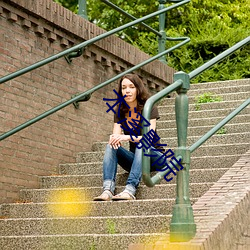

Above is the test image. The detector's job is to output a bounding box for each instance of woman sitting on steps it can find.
[93,73,166,201]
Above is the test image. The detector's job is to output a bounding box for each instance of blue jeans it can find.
[102,144,166,196]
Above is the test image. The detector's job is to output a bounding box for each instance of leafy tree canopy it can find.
[54,0,250,83]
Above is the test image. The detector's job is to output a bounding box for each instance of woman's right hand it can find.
[109,134,129,149]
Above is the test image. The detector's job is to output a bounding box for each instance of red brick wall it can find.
[0,0,175,204]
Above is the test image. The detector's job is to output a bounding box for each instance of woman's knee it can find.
[134,145,142,156]
[105,143,115,152]
[104,144,117,158]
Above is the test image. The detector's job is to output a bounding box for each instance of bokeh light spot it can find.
[46,188,91,217]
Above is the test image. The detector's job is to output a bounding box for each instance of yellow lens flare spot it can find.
[46,189,91,217]
[143,234,193,250]
[138,235,167,248]
[139,234,194,249]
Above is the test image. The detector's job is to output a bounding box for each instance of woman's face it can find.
[121,78,137,105]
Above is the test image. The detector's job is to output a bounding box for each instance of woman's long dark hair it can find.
[118,74,149,116]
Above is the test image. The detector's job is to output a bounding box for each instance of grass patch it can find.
[195,92,223,110]
[89,243,97,250]
[216,127,227,135]
[106,219,117,234]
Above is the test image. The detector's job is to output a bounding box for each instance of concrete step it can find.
[157,114,250,129]
[188,79,250,90]
[160,107,250,120]
[158,99,249,112]
[157,123,250,138]
[173,91,250,103]
[0,215,171,236]
[174,85,250,98]
[0,198,197,218]
[187,84,250,95]
[59,154,241,176]
[59,162,104,175]
[192,143,249,157]
[19,183,213,203]
[190,154,241,169]
[159,92,249,108]
[77,143,249,163]
[39,168,228,189]
[162,133,249,149]
[186,132,250,147]
[0,233,165,250]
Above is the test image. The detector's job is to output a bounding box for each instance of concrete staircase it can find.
[0,79,249,250]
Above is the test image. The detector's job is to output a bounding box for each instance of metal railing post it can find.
[64,0,88,62]
[158,0,167,64]
[170,71,196,241]
[101,0,161,37]
[78,0,88,19]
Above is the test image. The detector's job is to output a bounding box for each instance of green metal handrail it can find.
[189,98,250,153]
[0,37,190,141]
[141,36,250,242]
[0,0,189,85]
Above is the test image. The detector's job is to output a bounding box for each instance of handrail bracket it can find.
[71,92,91,109]
[65,48,84,64]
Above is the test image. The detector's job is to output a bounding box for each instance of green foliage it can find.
[195,92,223,104]
[54,0,78,12]
[106,219,117,234]
[89,243,97,250]
[166,0,250,83]
[194,92,223,110]
[216,127,227,135]
[53,0,250,83]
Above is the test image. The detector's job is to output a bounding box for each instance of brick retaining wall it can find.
[0,0,175,203]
